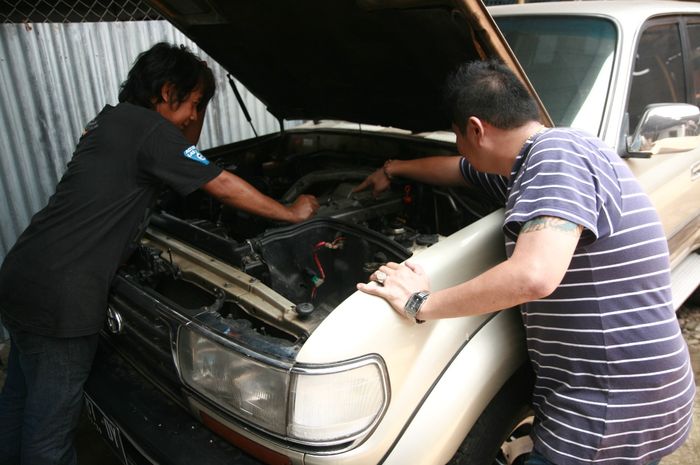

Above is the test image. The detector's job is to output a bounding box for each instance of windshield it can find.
[496,16,617,135]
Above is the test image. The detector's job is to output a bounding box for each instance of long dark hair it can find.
[444,60,539,130]
[118,42,215,111]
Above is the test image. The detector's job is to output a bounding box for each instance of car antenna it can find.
[227,73,258,137]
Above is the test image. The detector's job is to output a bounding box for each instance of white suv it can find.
[84,2,700,465]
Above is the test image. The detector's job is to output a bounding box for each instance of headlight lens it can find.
[178,327,388,445]
[289,362,386,442]
[178,328,290,435]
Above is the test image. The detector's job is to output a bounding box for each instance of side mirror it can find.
[625,103,700,158]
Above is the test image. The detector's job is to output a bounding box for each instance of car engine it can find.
[114,129,500,355]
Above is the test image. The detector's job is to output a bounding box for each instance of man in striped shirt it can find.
[355,60,694,465]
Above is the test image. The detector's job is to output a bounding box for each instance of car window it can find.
[687,22,700,107]
[496,16,616,135]
[628,22,686,131]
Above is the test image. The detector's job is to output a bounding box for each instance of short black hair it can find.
[118,42,215,111]
[444,60,540,130]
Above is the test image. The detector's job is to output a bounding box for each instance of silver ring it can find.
[375,271,387,285]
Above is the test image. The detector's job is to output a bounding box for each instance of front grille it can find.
[105,275,183,394]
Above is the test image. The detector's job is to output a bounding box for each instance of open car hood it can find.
[148,0,548,132]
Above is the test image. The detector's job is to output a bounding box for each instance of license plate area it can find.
[84,394,128,464]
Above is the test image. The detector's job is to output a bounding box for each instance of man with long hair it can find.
[0,42,318,464]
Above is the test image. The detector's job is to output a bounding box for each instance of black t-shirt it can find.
[0,102,222,337]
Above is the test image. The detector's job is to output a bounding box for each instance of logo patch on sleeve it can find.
[183,146,210,165]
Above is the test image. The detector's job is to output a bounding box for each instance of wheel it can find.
[687,285,700,306]
[448,363,535,465]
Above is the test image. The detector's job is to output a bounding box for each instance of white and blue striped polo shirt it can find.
[461,128,694,465]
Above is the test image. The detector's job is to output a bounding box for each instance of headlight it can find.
[178,328,290,434]
[177,326,388,446]
[289,361,387,442]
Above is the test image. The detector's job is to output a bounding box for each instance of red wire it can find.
[310,237,345,299]
[313,252,326,279]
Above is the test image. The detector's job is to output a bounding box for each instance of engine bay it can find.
[117,129,500,350]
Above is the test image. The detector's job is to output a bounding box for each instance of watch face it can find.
[405,296,418,316]
[405,291,428,318]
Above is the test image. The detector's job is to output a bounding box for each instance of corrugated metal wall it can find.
[0,20,283,262]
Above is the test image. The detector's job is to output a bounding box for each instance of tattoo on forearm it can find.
[521,216,582,234]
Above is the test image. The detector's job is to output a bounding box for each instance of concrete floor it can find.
[2,301,700,464]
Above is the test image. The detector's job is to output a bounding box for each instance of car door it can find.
[624,15,700,268]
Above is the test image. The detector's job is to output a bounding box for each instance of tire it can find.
[447,363,535,465]
[688,286,700,307]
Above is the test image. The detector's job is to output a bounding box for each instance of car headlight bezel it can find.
[176,324,390,448]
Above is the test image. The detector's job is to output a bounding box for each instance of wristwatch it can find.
[404,290,429,324]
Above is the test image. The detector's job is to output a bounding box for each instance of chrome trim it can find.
[691,161,700,181]
[105,305,124,335]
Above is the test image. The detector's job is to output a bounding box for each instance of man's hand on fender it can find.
[357,261,430,320]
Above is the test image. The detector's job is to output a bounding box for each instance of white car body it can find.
[297,2,700,463]
[87,2,700,465]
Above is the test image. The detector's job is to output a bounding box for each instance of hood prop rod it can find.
[227,73,258,137]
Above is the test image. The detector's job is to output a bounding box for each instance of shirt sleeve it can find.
[139,120,222,196]
[459,157,508,205]
[504,136,600,242]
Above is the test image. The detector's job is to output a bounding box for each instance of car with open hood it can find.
[84,1,700,465]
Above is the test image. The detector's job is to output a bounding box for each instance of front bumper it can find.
[84,342,264,465]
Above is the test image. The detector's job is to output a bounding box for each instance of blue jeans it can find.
[525,451,661,465]
[0,326,98,465]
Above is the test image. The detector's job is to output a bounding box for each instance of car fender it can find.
[381,307,527,465]
[299,211,510,465]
